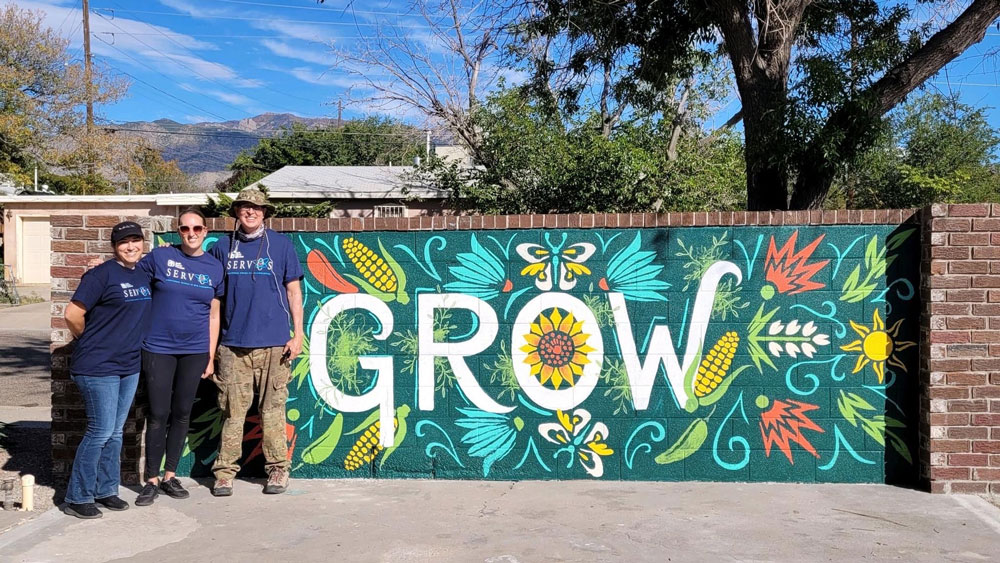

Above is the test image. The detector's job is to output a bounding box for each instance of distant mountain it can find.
[111,113,339,186]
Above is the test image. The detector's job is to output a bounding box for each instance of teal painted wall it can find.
[167,225,921,483]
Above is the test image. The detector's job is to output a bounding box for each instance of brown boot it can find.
[263,468,288,495]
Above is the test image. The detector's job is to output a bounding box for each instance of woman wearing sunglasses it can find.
[134,208,223,506]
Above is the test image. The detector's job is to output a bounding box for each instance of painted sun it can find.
[840,309,915,383]
[521,307,595,389]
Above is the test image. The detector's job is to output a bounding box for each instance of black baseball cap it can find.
[111,221,144,244]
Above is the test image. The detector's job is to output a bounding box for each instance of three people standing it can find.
[63,188,302,517]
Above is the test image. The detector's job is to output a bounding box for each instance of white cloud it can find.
[287,67,364,89]
[19,0,267,94]
[261,40,333,66]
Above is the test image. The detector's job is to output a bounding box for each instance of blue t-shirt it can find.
[139,246,224,354]
[209,229,303,348]
[70,260,152,377]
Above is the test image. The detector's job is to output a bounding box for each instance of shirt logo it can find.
[255,258,273,271]
[123,285,151,300]
[229,249,244,259]
[167,259,186,270]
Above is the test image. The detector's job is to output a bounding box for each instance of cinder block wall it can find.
[921,203,1000,494]
[48,208,997,493]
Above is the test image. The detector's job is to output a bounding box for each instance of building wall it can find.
[55,209,998,490]
[332,199,449,218]
[2,201,184,283]
[919,204,1000,494]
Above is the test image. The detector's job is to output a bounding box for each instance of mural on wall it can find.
[170,225,921,483]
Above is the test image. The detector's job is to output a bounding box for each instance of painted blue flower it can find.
[444,234,511,300]
[599,233,670,301]
[455,407,524,476]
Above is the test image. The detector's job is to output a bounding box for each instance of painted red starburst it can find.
[764,232,830,295]
[243,415,297,462]
[759,399,824,464]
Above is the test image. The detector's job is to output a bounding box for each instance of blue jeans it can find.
[64,373,139,504]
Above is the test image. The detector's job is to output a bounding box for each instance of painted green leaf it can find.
[886,228,915,252]
[378,240,409,305]
[698,365,751,408]
[380,404,412,468]
[863,236,878,270]
[302,413,344,464]
[840,265,875,303]
[347,409,382,435]
[654,418,708,465]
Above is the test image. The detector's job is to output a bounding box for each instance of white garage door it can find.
[20,217,51,284]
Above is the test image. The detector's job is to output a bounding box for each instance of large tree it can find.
[0,4,126,185]
[411,88,745,213]
[217,117,425,190]
[517,0,1000,210]
[836,91,1000,208]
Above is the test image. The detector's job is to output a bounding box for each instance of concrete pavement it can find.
[1,479,999,562]
[0,302,53,532]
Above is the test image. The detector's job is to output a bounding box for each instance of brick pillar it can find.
[922,203,1000,494]
[50,215,173,486]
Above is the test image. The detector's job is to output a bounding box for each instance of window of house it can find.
[374,205,407,218]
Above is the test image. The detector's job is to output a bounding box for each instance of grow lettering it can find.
[308,261,741,447]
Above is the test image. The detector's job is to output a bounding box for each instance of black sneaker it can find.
[159,477,190,499]
[95,495,129,511]
[63,502,103,519]
[135,482,159,506]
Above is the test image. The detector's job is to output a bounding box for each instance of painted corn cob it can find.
[341,237,409,304]
[694,331,739,397]
[682,330,749,412]
[344,417,399,471]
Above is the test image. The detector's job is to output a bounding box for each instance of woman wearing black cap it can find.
[63,221,152,519]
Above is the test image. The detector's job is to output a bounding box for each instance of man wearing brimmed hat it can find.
[207,187,304,496]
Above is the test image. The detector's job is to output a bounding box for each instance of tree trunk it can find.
[741,82,793,210]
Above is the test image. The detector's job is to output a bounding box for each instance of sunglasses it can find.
[179,225,205,234]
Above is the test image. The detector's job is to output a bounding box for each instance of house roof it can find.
[0,194,210,205]
[250,166,449,200]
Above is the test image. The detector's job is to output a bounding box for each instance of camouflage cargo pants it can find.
[211,345,290,480]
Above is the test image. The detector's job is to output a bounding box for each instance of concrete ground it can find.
[0,301,54,532]
[0,479,999,562]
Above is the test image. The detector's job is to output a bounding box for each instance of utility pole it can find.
[337,99,343,127]
[425,130,431,157]
[82,0,94,183]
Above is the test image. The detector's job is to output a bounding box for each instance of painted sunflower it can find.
[520,307,595,390]
[840,309,916,383]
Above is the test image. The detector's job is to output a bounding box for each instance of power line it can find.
[209,0,413,16]
[103,3,326,107]
[106,126,436,139]
[92,12,257,118]
[93,52,231,121]
[91,7,467,29]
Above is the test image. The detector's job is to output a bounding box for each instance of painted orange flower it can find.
[764,231,830,295]
[759,398,824,464]
[243,415,297,462]
[840,309,916,384]
[520,307,595,390]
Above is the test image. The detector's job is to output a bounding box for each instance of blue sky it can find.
[18,0,1000,129]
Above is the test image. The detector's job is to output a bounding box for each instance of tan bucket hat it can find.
[229,187,276,218]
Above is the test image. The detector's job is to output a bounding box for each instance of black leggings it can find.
[142,350,209,479]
